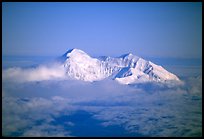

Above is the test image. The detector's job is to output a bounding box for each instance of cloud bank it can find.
[2,63,67,83]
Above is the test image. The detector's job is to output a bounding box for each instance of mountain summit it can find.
[60,48,180,84]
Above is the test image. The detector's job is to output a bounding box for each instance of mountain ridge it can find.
[60,48,181,84]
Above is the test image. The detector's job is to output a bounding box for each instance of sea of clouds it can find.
[2,63,202,137]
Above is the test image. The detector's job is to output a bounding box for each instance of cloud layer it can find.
[2,71,202,137]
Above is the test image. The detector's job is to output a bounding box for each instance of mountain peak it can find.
[63,48,87,58]
[65,48,75,53]
[66,48,84,54]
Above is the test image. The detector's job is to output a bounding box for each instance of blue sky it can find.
[2,2,202,58]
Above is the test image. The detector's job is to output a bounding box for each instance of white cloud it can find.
[2,96,73,137]
[2,64,67,83]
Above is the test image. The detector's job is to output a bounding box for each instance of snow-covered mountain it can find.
[60,48,180,84]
